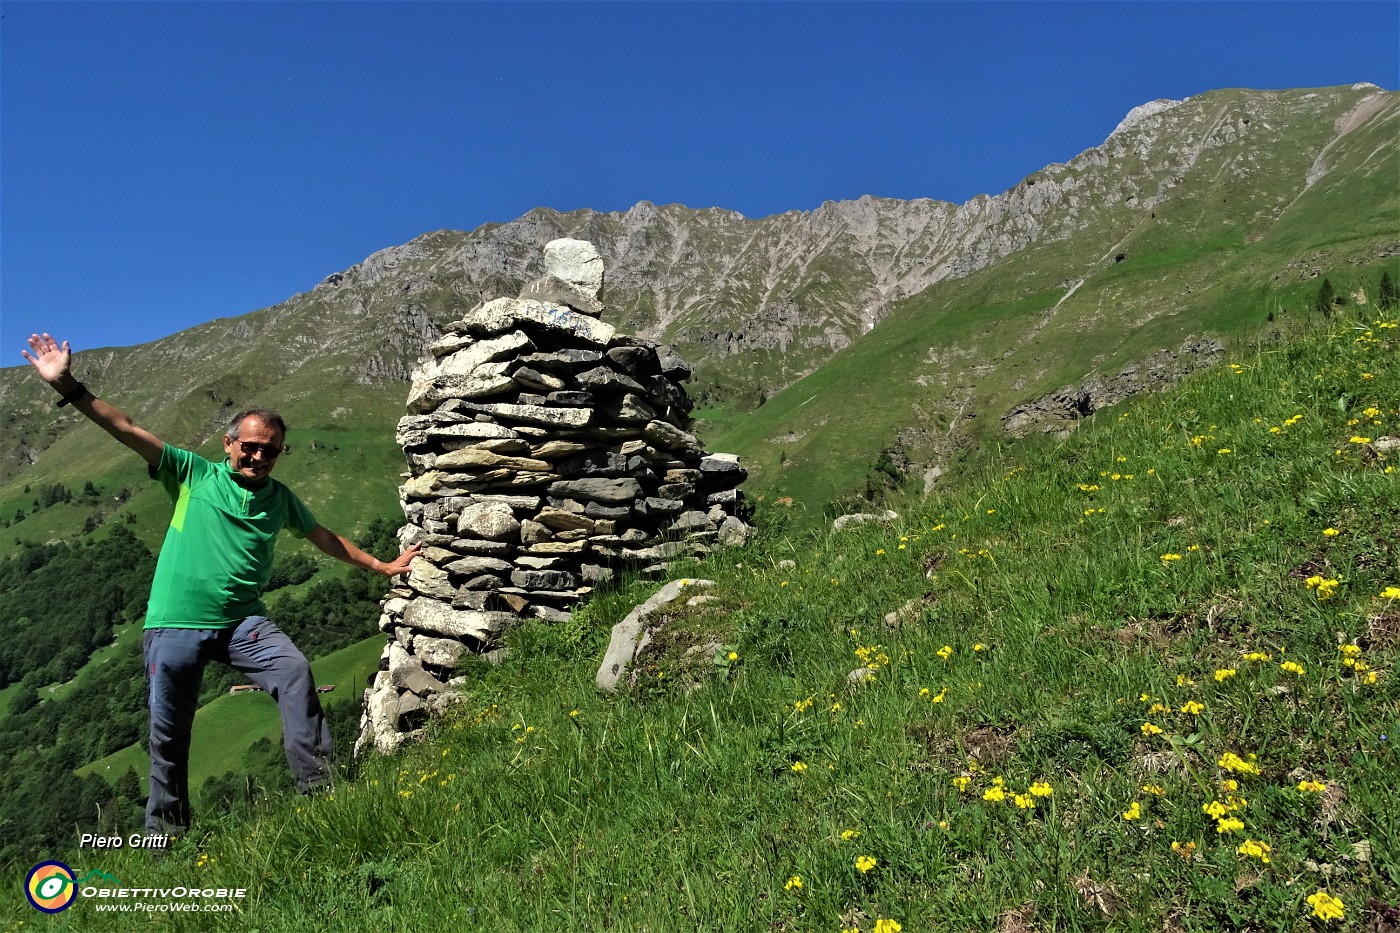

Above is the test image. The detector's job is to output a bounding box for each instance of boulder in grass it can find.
[596,579,715,693]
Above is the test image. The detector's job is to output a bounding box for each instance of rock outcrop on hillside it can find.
[357,242,749,754]
[1001,337,1225,437]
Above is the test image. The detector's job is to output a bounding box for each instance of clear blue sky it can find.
[2,1,1396,362]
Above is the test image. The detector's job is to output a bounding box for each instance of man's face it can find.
[223,416,285,481]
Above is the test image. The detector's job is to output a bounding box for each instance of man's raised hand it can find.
[22,331,165,466]
[22,333,74,386]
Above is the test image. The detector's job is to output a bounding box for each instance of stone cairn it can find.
[357,239,749,754]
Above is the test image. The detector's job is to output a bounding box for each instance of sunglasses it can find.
[234,440,286,460]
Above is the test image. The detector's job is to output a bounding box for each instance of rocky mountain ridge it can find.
[0,84,1394,512]
[301,85,1392,391]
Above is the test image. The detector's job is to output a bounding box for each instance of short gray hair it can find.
[227,408,288,441]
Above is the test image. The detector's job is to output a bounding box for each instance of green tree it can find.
[1315,278,1336,317]
[265,551,319,592]
[114,768,143,808]
[1381,271,1397,310]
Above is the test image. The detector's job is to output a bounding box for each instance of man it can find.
[22,332,419,834]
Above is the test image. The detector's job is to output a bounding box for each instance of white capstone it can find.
[543,238,605,298]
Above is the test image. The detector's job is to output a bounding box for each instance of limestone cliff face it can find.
[301,85,1394,394]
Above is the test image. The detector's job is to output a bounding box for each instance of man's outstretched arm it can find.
[307,524,421,577]
[22,333,164,468]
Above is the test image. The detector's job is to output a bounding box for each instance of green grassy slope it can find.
[712,89,1399,518]
[33,306,1397,932]
[77,635,386,795]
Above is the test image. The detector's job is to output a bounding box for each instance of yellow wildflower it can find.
[1180,700,1205,715]
[1280,660,1306,676]
[982,785,1007,803]
[1218,752,1260,776]
[855,855,877,873]
[873,920,903,933]
[791,761,808,773]
[1296,780,1326,793]
[840,829,861,841]
[1236,839,1271,863]
[783,875,803,892]
[1141,721,1164,736]
[952,776,971,793]
[937,645,953,660]
[1122,801,1142,821]
[1171,840,1197,860]
[1014,793,1036,810]
[1215,668,1237,682]
[1306,890,1345,922]
[1029,781,1053,797]
[1306,575,1340,599]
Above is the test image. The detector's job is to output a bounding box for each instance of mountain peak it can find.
[1109,98,1186,138]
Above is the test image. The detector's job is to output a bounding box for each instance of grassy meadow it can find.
[9,310,1398,932]
[74,635,386,795]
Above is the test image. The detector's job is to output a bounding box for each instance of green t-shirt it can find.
[144,444,318,629]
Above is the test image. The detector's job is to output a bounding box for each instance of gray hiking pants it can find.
[143,615,333,834]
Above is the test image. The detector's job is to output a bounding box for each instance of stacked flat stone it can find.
[357,240,748,754]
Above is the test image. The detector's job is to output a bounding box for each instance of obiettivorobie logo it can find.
[25,862,119,913]
[24,860,246,913]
